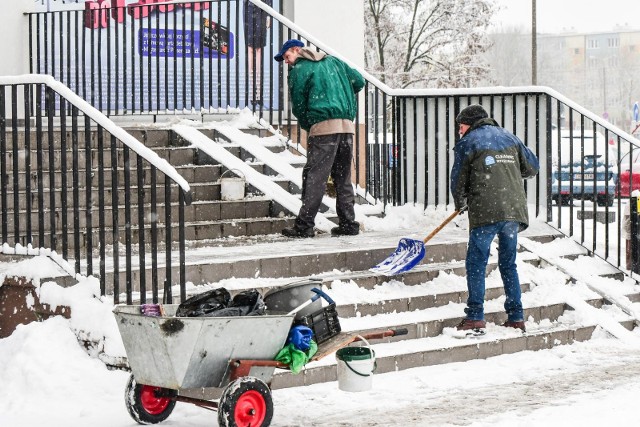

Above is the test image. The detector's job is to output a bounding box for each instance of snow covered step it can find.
[270,322,600,390]
[116,236,471,289]
[20,214,296,258]
[324,260,533,315]
[306,233,560,293]
[328,263,636,341]
[270,279,637,389]
[307,251,545,317]
[331,279,533,318]
[318,249,539,291]
[336,298,570,342]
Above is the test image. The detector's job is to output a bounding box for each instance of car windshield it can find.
[619,148,640,172]
[551,129,615,167]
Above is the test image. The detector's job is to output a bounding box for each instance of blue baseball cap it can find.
[274,39,305,62]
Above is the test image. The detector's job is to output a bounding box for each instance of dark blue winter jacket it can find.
[450,118,539,230]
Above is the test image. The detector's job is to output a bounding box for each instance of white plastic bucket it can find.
[219,169,246,201]
[335,338,375,392]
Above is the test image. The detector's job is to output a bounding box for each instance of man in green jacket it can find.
[275,39,365,238]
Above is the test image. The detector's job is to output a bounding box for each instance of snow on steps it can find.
[268,237,640,389]
[203,122,339,214]
[174,124,339,232]
[92,223,640,384]
[321,250,638,319]
[271,323,603,390]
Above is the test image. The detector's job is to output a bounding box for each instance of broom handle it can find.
[422,208,464,243]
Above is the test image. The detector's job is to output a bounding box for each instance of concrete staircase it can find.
[96,212,640,389]
[4,113,640,389]
[265,229,640,389]
[3,125,298,251]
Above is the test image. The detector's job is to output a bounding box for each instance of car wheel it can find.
[596,195,614,207]
[560,195,573,206]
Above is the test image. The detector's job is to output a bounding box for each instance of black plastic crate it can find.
[295,303,341,344]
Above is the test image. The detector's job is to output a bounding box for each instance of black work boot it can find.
[330,222,360,236]
[281,226,315,238]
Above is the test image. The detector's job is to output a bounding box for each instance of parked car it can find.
[617,148,640,197]
[550,129,617,206]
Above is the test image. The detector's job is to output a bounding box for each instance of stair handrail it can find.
[0,74,192,199]
[249,0,640,148]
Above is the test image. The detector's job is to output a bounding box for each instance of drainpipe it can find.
[631,197,639,274]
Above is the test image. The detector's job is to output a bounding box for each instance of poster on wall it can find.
[32,0,280,113]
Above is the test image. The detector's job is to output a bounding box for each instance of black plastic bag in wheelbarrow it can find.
[176,287,231,317]
[209,289,266,317]
[176,288,266,318]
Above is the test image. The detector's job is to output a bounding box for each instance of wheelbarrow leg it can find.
[229,359,288,383]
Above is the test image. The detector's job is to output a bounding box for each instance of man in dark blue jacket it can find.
[450,104,539,334]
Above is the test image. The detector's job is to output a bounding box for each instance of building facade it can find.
[538,29,640,131]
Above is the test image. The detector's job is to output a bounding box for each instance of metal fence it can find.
[0,75,192,304]
[385,87,640,273]
[28,0,284,121]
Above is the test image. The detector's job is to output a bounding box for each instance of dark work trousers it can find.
[294,133,357,230]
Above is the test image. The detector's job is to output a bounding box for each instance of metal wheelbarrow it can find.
[114,304,406,427]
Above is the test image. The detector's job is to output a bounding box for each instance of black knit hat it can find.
[456,104,488,125]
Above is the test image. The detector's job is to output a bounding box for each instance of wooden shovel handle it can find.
[422,208,464,244]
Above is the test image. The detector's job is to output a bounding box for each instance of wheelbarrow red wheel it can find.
[218,377,273,427]
[125,374,177,425]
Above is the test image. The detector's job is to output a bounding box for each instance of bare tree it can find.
[365,0,498,88]
[614,51,640,130]
[481,27,531,86]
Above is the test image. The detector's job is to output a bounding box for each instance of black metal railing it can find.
[0,76,192,304]
[386,87,640,274]
[25,0,640,281]
[28,0,283,121]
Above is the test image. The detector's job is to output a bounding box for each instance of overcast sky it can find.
[491,0,639,33]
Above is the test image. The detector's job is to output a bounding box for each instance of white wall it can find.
[0,0,34,76]
[286,0,364,68]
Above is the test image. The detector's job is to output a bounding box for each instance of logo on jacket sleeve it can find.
[485,155,496,166]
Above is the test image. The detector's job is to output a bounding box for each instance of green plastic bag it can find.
[274,341,318,374]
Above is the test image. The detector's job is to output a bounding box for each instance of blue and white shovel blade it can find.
[369,238,426,275]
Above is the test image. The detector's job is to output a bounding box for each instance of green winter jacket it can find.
[288,49,365,132]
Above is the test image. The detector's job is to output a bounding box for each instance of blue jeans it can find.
[464,221,524,322]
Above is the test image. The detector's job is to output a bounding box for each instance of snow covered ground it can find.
[2,205,640,426]
[1,315,640,426]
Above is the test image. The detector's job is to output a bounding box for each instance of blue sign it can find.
[634,102,639,122]
[138,28,235,59]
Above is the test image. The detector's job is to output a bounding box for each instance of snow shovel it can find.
[370,207,467,276]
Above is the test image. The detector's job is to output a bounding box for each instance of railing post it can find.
[631,197,640,274]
